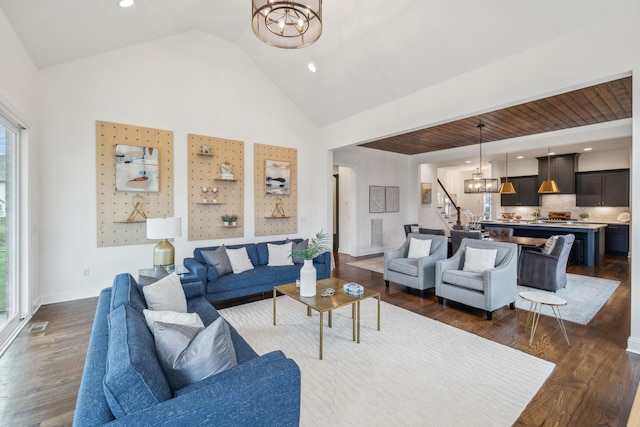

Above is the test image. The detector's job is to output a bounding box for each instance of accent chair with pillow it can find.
[435,238,518,320]
[384,233,448,296]
[518,233,575,291]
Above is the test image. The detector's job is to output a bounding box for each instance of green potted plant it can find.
[221,214,230,227]
[292,230,330,297]
[515,215,522,223]
[229,214,238,226]
[580,212,590,221]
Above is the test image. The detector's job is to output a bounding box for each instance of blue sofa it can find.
[74,273,301,426]
[184,239,331,304]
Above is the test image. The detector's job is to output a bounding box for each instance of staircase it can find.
[436,178,462,229]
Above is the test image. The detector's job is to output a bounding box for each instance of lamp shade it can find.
[498,181,516,194]
[538,180,560,193]
[463,178,499,193]
[147,217,182,239]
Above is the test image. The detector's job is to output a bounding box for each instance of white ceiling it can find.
[0,0,627,128]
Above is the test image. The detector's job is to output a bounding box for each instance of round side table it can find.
[519,291,571,347]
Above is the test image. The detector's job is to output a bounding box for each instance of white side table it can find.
[519,291,571,347]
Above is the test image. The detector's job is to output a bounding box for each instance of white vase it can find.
[299,259,317,297]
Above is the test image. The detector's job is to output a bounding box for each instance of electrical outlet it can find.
[82,268,90,277]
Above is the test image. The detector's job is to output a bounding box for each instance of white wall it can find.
[333,146,410,255]
[0,9,39,315]
[578,147,630,171]
[36,31,324,303]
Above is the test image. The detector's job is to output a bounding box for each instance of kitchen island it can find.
[481,221,607,267]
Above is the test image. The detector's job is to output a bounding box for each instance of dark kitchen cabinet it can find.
[604,223,629,255]
[576,169,629,206]
[537,153,578,194]
[500,176,540,206]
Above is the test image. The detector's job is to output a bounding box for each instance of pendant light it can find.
[463,123,499,193]
[538,148,560,193]
[498,153,516,194]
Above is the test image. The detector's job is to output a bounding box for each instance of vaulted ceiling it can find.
[0,0,630,131]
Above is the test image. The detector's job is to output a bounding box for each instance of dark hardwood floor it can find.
[0,253,638,426]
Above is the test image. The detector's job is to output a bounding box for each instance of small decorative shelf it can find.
[197,202,224,205]
[114,220,146,223]
[220,225,242,228]
[214,178,238,182]
[264,216,291,219]
[197,153,214,157]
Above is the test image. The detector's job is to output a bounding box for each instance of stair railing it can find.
[437,178,461,226]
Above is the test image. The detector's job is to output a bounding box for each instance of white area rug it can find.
[346,256,384,273]
[347,257,620,325]
[220,297,554,426]
[516,274,620,325]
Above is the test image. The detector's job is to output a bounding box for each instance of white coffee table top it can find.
[519,291,567,306]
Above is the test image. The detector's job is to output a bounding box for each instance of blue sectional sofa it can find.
[74,273,301,426]
[184,239,331,304]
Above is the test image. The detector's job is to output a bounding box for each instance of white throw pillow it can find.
[226,247,255,274]
[543,235,559,255]
[410,225,419,233]
[268,242,294,267]
[463,247,498,273]
[142,273,187,312]
[407,238,432,259]
[143,309,204,331]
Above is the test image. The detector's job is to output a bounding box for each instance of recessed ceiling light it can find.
[307,62,317,73]
[516,155,524,159]
[119,0,134,8]
[548,152,555,156]
[465,160,471,164]
[584,147,593,151]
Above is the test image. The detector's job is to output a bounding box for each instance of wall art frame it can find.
[385,186,400,213]
[421,182,432,204]
[369,185,385,213]
[265,159,291,195]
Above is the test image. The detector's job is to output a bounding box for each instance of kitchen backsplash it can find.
[499,194,630,223]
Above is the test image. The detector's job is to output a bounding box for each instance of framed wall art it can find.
[385,186,400,212]
[369,185,385,213]
[115,144,159,192]
[421,182,432,204]
[265,159,290,195]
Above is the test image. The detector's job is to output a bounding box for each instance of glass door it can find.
[0,119,19,346]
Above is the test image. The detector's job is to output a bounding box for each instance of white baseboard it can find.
[627,336,640,355]
[40,285,104,305]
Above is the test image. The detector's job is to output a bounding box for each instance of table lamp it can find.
[146,217,182,271]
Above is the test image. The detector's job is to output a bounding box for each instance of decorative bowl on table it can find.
[502,213,515,219]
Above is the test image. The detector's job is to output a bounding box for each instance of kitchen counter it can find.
[484,220,607,230]
[482,221,606,267]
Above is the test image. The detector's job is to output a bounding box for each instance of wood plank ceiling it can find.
[360,77,632,155]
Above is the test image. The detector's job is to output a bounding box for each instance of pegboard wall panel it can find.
[254,144,298,236]
[96,120,174,247]
[188,134,244,241]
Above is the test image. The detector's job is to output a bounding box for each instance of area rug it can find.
[346,257,619,325]
[219,297,554,426]
[346,256,384,273]
[516,274,620,325]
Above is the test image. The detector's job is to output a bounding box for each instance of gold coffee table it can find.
[273,277,381,360]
